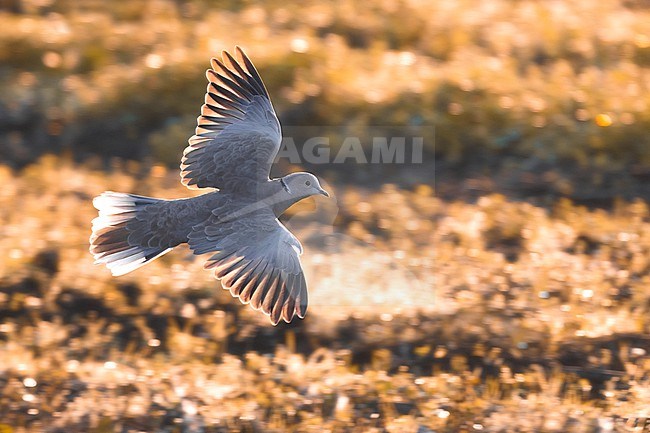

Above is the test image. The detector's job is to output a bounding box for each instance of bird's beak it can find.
[318,187,330,197]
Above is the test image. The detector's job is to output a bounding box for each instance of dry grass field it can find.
[0,158,649,432]
[1,0,650,431]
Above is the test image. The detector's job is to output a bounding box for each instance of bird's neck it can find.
[266,178,301,217]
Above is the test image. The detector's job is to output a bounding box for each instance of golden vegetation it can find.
[1,0,650,431]
[1,0,650,173]
[0,157,649,432]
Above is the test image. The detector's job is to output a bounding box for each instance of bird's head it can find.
[280,172,329,199]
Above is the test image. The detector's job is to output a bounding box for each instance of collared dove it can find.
[90,47,329,325]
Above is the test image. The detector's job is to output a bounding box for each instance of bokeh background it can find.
[1,0,650,432]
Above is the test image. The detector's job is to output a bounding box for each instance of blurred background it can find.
[1,0,650,432]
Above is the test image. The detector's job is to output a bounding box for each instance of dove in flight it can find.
[90,47,329,325]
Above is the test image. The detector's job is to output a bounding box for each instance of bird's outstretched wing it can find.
[181,46,282,192]
[188,206,308,325]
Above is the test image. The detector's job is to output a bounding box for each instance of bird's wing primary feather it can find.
[188,205,307,325]
[181,46,282,192]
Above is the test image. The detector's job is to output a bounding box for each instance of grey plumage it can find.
[90,47,328,325]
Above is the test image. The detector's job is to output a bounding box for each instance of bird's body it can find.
[90,47,328,325]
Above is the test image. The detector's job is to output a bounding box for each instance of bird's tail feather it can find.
[90,192,172,276]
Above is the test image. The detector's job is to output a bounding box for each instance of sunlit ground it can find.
[0,157,649,432]
[1,0,650,431]
[2,0,650,178]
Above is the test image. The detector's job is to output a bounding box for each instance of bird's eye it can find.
[305,180,311,186]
